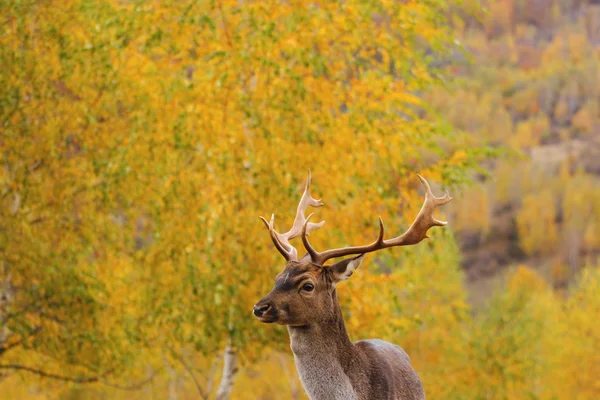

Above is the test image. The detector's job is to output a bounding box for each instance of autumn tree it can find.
[1,0,484,397]
[549,264,600,397]
[453,267,559,399]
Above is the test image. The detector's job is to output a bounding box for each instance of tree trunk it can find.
[0,263,11,351]
[215,343,238,400]
[143,366,155,400]
[165,360,179,400]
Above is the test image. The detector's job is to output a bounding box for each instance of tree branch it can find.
[215,343,238,400]
[0,363,157,391]
[0,364,100,383]
[174,351,208,399]
[99,369,160,391]
[205,354,221,399]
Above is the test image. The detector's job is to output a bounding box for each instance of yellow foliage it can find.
[485,0,514,38]
[509,116,549,150]
[2,0,600,399]
[572,100,599,135]
[547,265,600,397]
[508,85,540,119]
[551,258,570,286]
[516,190,559,256]
[451,185,491,237]
[0,0,483,396]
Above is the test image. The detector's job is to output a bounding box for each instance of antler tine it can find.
[417,174,452,208]
[301,213,319,262]
[287,169,325,240]
[260,215,298,261]
[259,170,325,262]
[301,175,452,266]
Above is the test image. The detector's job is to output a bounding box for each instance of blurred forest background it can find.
[1,0,599,399]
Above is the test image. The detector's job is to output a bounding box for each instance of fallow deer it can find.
[253,171,452,400]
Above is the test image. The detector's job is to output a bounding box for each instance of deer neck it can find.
[287,291,359,400]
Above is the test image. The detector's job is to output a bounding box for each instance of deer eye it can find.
[301,283,314,292]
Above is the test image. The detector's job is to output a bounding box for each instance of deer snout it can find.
[253,302,272,317]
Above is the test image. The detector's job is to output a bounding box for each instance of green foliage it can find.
[1,0,599,399]
[432,0,600,265]
[516,190,559,256]
[552,265,600,397]
[460,268,556,399]
[0,0,484,397]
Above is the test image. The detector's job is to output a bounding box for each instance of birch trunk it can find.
[215,344,238,400]
[165,360,179,400]
[0,264,11,351]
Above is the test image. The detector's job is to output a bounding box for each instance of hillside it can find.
[434,0,600,292]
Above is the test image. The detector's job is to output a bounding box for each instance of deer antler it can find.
[301,175,452,266]
[260,170,325,261]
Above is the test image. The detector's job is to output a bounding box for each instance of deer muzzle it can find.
[253,300,277,323]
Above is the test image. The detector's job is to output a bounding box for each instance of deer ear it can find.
[330,254,365,285]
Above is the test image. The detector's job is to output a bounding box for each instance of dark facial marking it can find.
[274,265,313,292]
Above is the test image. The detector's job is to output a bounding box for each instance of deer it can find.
[253,171,452,400]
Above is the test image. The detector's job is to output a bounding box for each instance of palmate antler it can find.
[261,172,452,266]
[259,170,325,261]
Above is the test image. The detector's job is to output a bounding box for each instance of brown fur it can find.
[254,259,425,400]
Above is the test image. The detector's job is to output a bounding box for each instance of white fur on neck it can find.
[289,329,358,400]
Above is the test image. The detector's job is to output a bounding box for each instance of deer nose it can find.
[253,303,271,317]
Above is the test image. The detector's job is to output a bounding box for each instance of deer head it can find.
[253,170,452,327]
